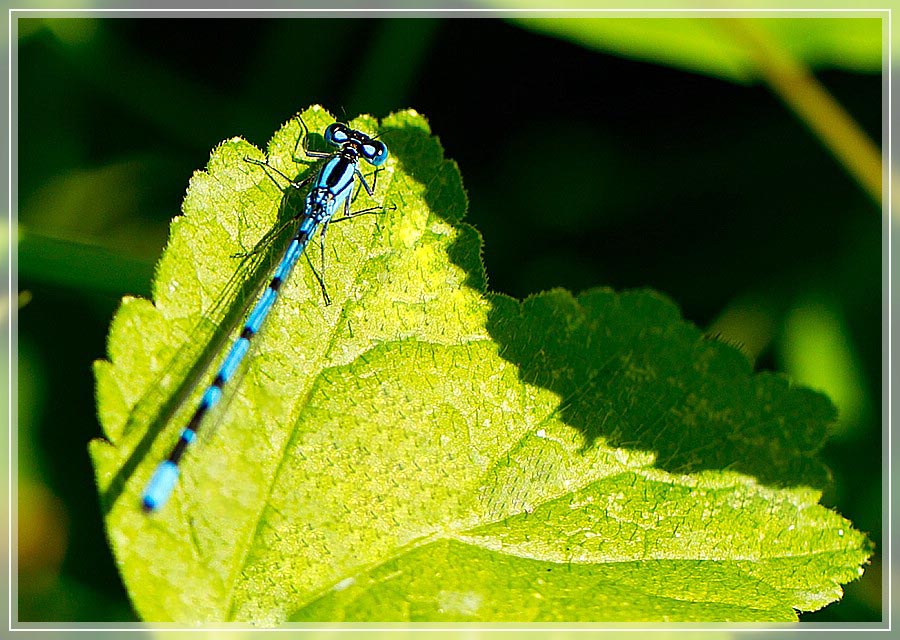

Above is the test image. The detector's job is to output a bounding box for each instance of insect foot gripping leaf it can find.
[90,106,872,624]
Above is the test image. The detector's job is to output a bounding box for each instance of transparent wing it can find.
[99,160,308,512]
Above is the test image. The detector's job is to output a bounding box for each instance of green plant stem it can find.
[719,18,883,207]
[18,228,154,297]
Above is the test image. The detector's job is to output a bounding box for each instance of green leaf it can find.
[91,106,871,623]
[507,17,881,83]
[779,293,872,438]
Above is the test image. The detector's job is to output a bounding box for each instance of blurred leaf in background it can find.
[16,13,883,624]
[779,293,873,439]
[512,17,881,82]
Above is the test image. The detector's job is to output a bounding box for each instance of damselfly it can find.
[141,119,389,512]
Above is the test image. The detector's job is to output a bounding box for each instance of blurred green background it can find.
[16,17,883,622]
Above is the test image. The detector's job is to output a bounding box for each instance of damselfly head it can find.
[324,122,389,167]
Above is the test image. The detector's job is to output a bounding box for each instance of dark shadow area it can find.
[486,289,835,491]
